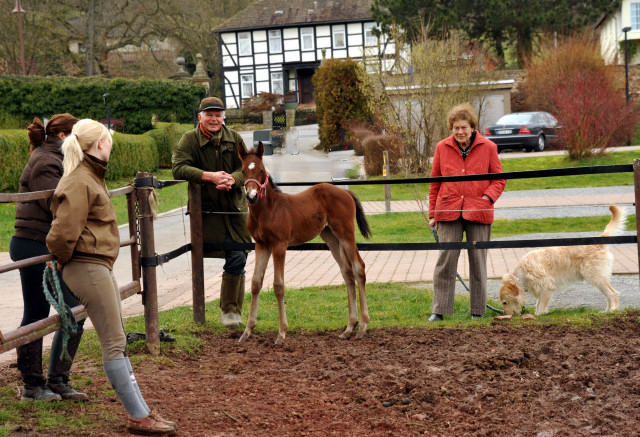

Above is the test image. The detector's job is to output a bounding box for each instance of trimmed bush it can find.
[312,59,374,151]
[108,132,159,180]
[0,130,30,192]
[0,76,206,134]
[145,121,193,168]
[0,129,160,192]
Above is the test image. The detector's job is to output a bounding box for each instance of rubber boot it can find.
[104,359,176,435]
[47,330,88,401]
[220,273,242,328]
[16,339,61,402]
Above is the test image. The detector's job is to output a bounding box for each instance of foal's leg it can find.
[239,244,271,343]
[320,228,359,339]
[271,242,289,345]
[341,238,369,339]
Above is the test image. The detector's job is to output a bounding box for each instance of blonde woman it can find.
[10,113,87,401]
[46,119,176,435]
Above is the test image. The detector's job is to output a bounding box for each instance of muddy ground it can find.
[2,312,640,436]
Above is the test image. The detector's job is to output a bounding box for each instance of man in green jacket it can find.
[172,97,252,328]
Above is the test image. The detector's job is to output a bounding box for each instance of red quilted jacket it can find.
[428,132,506,224]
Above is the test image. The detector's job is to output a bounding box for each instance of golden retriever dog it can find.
[500,204,626,316]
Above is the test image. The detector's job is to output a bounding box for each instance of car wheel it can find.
[534,135,545,152]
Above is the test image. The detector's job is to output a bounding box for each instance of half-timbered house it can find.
[213,0,394,109]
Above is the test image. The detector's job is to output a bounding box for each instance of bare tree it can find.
[365,26,494,176]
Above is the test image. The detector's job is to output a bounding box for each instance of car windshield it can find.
[497,113,535,124]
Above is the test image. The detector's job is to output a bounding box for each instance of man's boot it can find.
[17,339,61,402]
[220,273,243,328]
[47,330,89,401]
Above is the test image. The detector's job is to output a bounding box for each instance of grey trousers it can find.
[432,218,491,316]
[63,261,127,362]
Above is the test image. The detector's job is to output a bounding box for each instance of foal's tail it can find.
[348,191,371,239]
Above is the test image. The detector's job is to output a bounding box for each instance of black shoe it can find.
[21,385,61,402]
[471,314,482,319]
[47,381,89,401]
[427,314,443,322]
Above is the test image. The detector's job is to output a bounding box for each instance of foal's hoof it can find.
[355,329,367,339]
[238,330,251,343]
[339,330,353,340]
[274,336,285,346]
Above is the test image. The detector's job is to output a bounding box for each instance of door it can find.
[298,69,314,104]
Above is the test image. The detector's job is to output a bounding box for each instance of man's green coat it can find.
[172,125,252,257]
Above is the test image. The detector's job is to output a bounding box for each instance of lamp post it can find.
[12,0,26,75]
[623,26,631,146]
[102,93,111,131]
[623,26,631,104]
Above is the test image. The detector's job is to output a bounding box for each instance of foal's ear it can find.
[238,142,248,160]
[256,141,264,158]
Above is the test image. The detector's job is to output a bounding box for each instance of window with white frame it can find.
[364,22,377,46]
[241,74,254,98]
[238,32,252,56]
[632,1,640,30]
[332,25,346,49]
[268,30,282,53]
[301,28,314,51]
[271,72,284,95]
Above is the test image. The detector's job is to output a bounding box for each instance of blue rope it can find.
[42,261,78,361]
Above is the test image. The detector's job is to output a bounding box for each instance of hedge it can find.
[144,121,194,169]
[0,129,159,192]
[0,76,206,134]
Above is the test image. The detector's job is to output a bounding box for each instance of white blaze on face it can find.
[246,161,258,200]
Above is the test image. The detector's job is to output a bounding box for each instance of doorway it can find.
[298,68,315,104]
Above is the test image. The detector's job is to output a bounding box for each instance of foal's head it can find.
[239,141,269,204]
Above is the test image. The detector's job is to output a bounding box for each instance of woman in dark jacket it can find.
[9,113,88,401]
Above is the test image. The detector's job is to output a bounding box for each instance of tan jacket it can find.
[47,154,119,270]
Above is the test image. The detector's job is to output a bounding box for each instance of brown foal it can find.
[238,141,371,345]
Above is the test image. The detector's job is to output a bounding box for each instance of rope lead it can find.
[42,261,79,361]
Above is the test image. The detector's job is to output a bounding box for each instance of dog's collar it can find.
[513,274,521,283]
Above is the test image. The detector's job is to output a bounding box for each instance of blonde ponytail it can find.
[61,119,111,176]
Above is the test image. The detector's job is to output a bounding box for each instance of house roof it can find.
[214,0,374,33]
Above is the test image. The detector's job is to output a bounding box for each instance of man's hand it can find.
[203,171,235,191]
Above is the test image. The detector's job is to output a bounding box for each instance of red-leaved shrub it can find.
[524,34,640,159]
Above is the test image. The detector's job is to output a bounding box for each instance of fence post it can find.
[135,172,160,356]
[188,182,206,324]
[383,151,391,213]
[634,159,640,290]
[126,190,140,282]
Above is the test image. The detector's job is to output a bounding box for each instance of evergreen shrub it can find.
[312,59,373,151]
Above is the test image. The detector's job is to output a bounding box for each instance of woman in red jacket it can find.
[427,103,506,321]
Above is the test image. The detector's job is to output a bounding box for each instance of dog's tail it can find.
[600,204,627,237]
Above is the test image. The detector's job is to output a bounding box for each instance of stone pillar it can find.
[191,53,210,94]
[262,110,273,129]
[286,108,295,128]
